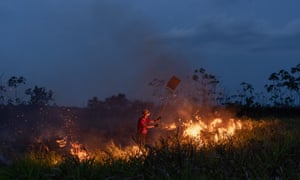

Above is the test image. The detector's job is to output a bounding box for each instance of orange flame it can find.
[70,141,89,161]
[162,115,247,146]
[56,136,67,148]
[181,117,243,144]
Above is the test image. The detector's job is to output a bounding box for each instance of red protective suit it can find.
[137,116,153,135]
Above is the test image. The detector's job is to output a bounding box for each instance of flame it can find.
[181,117,244,144]
[55,137,89,161]
[161,115,247,145]
[49,111,274,163]
[70,141,89,161]
[55,137,143,162]
[56,136,67,148]
[105,142,142,160]
[164,122,177,130]
[183,121,204,138]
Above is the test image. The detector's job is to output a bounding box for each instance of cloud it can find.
[0,0,192,106]
[249,19,300,53]
[2,0,300,106]
[157,16,300,96]
[162,17,300,56]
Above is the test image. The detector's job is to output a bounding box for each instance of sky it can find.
[1,0,300,106]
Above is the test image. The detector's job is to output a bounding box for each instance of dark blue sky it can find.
[1,0,299,106]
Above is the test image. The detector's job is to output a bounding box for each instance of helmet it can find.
[142,109,150,115]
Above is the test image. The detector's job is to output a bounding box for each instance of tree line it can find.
[0,63,299,109]
[187,63,300,108]
[0,75,53,106]
[228,63,300,107]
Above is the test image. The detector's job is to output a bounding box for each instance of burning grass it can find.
[0,116,300,179]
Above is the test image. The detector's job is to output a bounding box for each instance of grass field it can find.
[0,116,299,179]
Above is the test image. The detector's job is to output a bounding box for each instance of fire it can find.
[56,136,67,148]
[42,114,277,166]
[55,137,89,161]
[183,121,204,138]
[48,109,270,163]
[164,122,177,130]
[70,141,89,161]
[55,137,143,162]
[105,142,142,160]
[181,117,243,144]
[161,115,247,146]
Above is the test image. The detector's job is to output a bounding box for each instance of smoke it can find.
[0,0,192,107]
[0,0,201,158]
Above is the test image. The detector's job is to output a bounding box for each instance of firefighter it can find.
[136,109,161,147]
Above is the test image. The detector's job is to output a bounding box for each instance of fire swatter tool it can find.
[158,75,181,117]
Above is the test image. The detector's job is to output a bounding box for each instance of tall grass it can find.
[0,118,299,179]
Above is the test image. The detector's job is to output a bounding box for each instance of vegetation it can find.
[0,118,299,179]
[0,63,299,179]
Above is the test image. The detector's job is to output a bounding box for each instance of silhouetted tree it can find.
[0,75,26,105]
[104,93,129,111]
[25,86,54,106]
[7,76,26,105]
[0,76,6,105]
[192,67,221,106]
[87,96,102,109]
[236,82,255,107]
[265,67,298,107]
[290,63,300,105]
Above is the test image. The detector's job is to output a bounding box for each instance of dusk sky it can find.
[1,0,300,106]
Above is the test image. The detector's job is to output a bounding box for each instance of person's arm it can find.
[146,118,160,128]
[146,125,155,128]
[146,118,156,128]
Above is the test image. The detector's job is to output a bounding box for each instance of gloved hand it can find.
[156,116,162,121]
[154,124,159,128]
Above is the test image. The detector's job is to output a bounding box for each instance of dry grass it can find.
[0,118,300,179]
